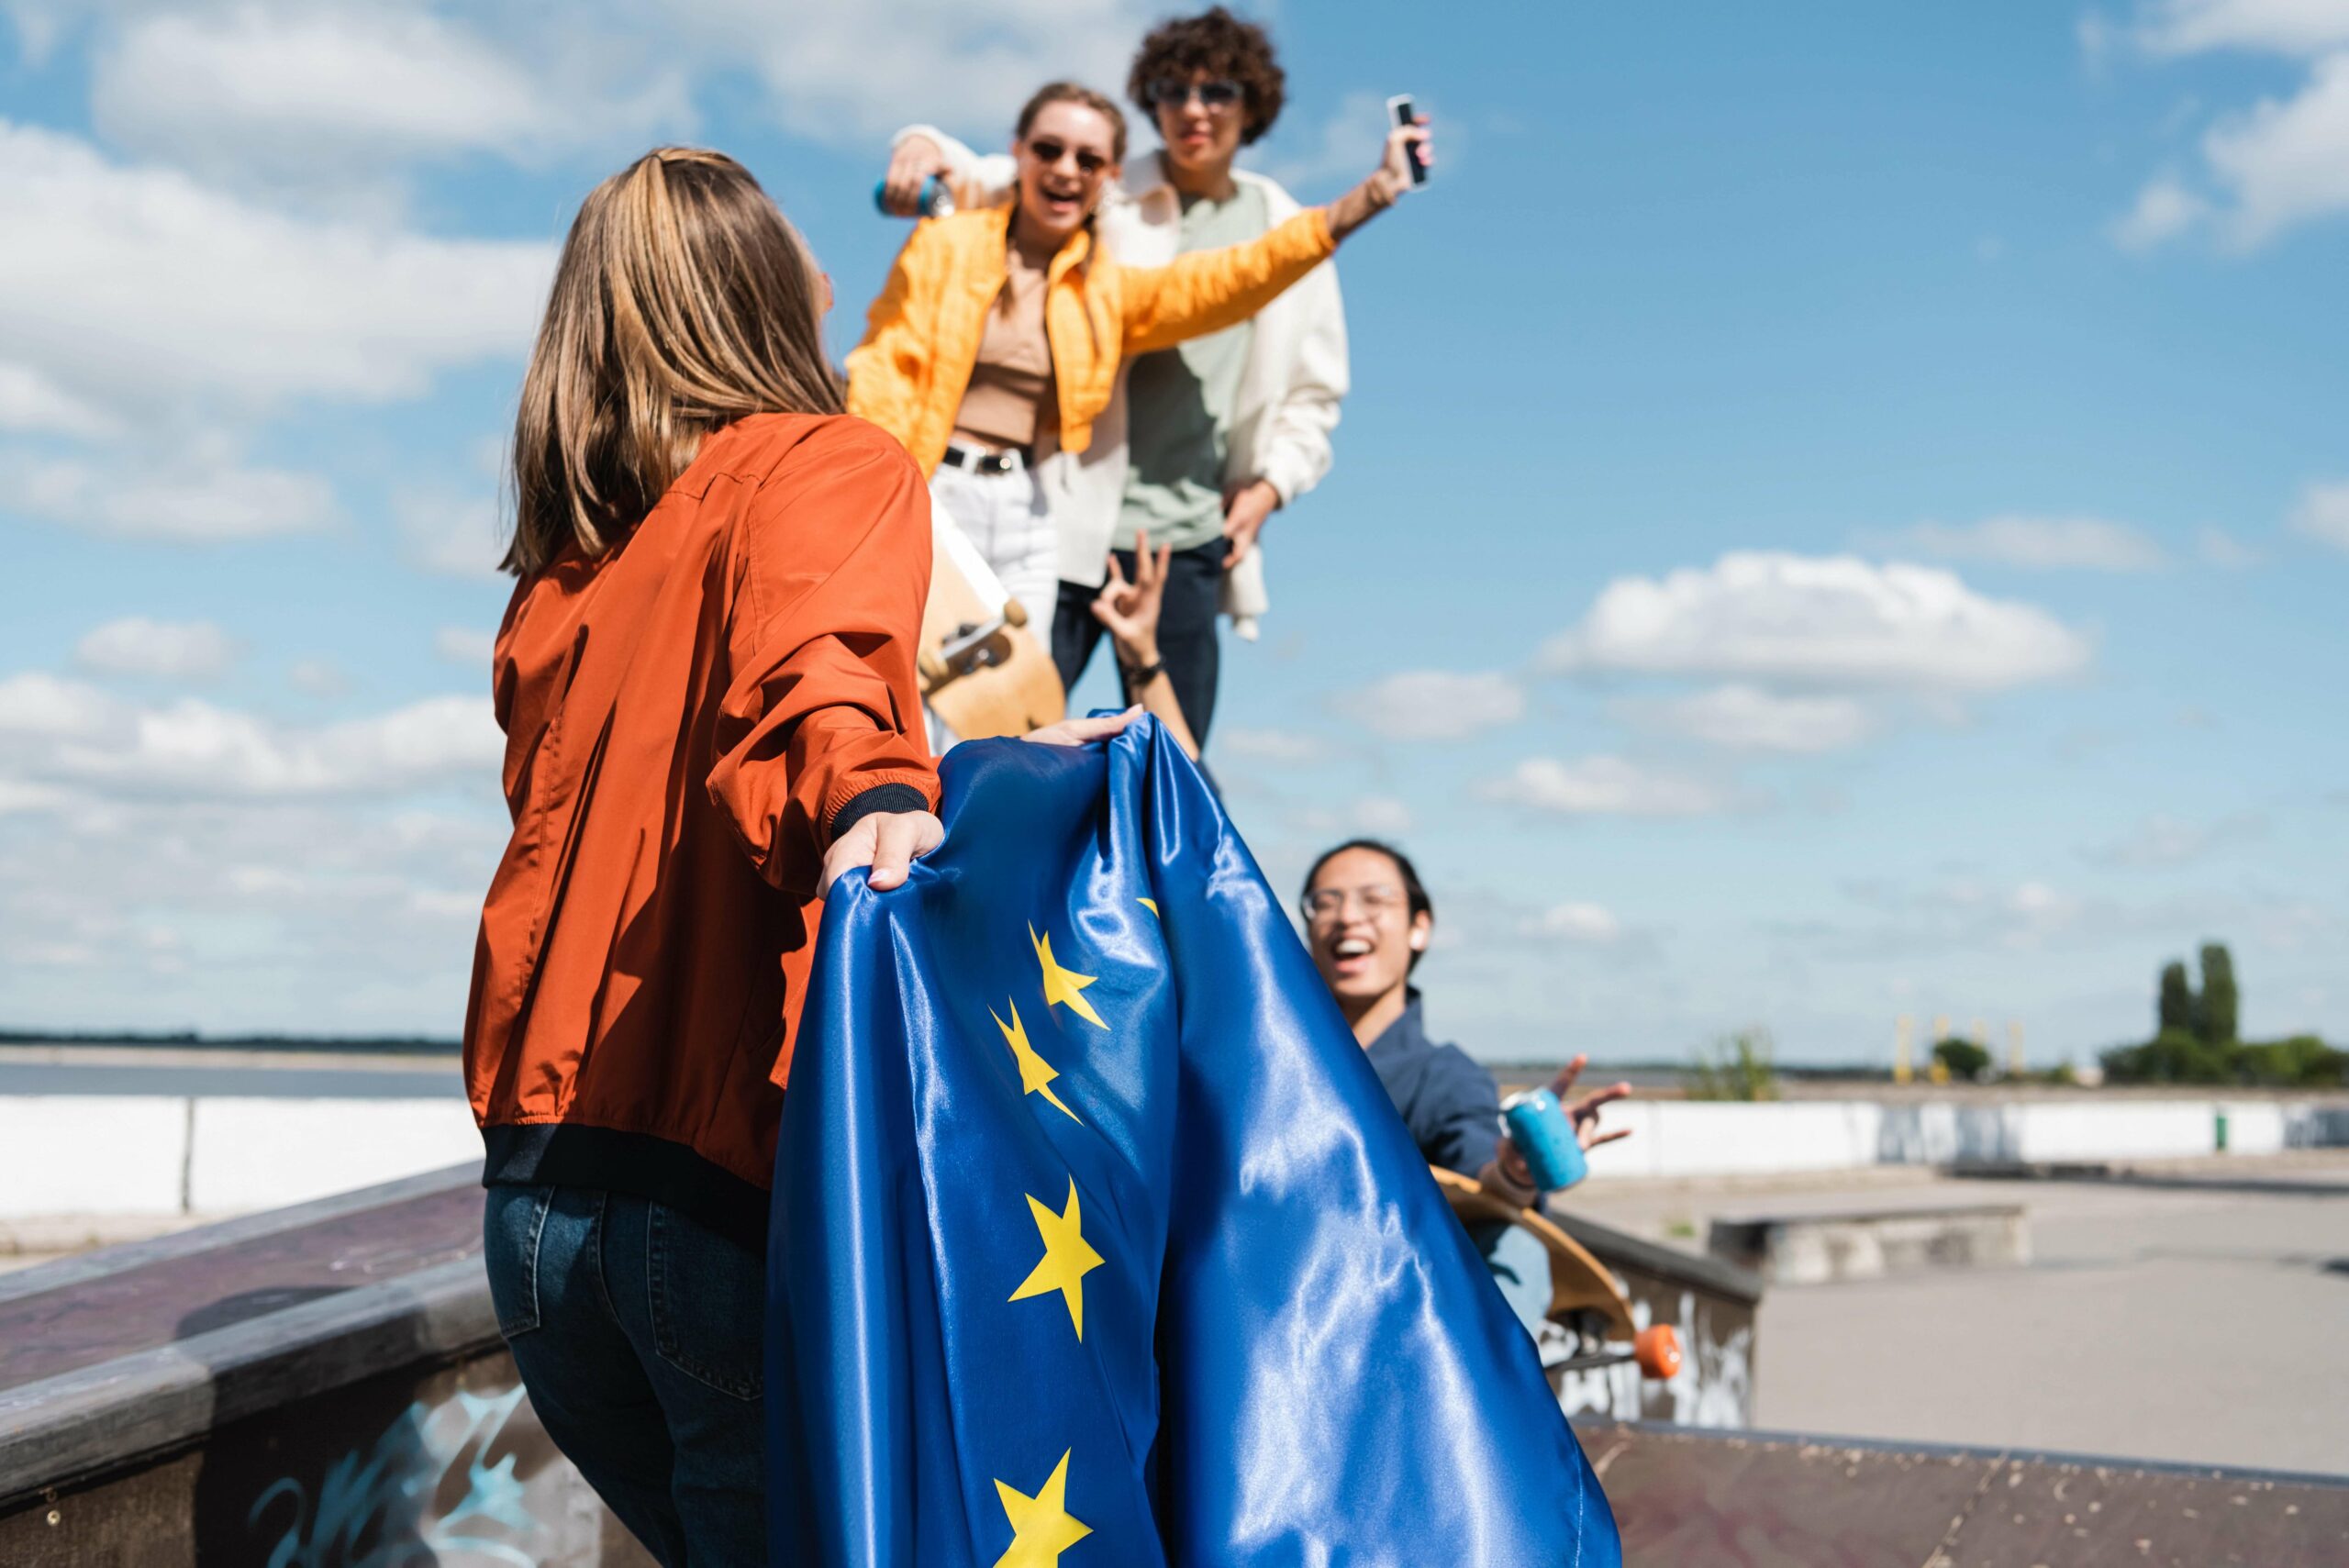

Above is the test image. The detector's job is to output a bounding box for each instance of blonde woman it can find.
[468,147,960,1565]
[848,81,1427,643]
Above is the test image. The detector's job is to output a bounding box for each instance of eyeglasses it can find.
[1024,137,1111,176]
[1300,884,1408,921]
[1147,77,1243,111]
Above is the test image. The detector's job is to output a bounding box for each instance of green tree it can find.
[2196,943,2239,1045]
[1932,1036,1992,1081]
[2101,1030,2232,1084]
[2157,960,2196,1035]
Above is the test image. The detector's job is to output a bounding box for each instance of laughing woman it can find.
[847,80,1428,641]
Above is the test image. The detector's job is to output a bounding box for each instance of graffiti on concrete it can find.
[1546,1288,1753,1429]
[246,1384,548,1568]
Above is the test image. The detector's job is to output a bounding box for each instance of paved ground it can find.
[1570,1152,2349,1474]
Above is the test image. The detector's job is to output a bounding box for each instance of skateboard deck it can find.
[1433,1165,1681,1380]
[920,516,1064,741]
[1434,1166,1634,1336]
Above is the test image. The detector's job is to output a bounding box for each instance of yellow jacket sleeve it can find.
[844,226,932,455]
[1116,208,1338,358]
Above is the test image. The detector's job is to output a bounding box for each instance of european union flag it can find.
[769,718,1621,1567]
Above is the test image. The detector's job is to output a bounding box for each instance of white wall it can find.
[4,1093,2345,1221]
[0,1096,189,1218]
[186,1098,482,1212]
[0,1095,477,1220]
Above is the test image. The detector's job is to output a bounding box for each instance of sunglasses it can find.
[1300,884,1408,921]
[1025,137,1112,176]
[1147,77,1242,110]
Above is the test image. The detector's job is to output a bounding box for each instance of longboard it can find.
[1432,1165,1680,1380]
[920,516,1064,741]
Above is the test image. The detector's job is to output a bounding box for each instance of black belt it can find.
[941,443,1030,475]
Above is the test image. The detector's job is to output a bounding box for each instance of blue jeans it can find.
[483,1185,767,1567]
[1469,1219,1557,1336]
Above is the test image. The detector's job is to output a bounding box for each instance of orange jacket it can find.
[845,201,1337,475]
[462,414,938,1237]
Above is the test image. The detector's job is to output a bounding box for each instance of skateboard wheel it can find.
[1002,599,1029,628]
[1634,1324,1682,1382]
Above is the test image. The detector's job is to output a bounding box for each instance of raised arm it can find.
[1119,116,1430,358]
[882,124,1018,216]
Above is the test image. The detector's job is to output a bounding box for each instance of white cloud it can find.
[2290,477,2349,550]
[0,361,113,437]
[1478,755,1727,817]
[1217,728,1332,766]
[1897,514,2166,571]
[433,626,495,666]
[2133,0,2349,57]
[2084,810,2267,868]
[92,4,582,190]
[651,0,1149,147]
[1522,901,1622,944]
[1350,795,1413,835]
[397,490,509,581]
[2109,7,2349,249]
[74,617,237,680]
[4,445,337,541]
[2112,175,2211,250]
[24,691,503,799]
[288,659,350,698]
[1627,684,1876,753]
[0,118,552,417]
[2199,52,2349,246]
[2198,525,2262,566]
[1334,669,1524,742]
[1540,552,2089,691]
[0,672,114,737]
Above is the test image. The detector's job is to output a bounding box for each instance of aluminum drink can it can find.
[874,175,955,218]
[1499,1087,1588,1193]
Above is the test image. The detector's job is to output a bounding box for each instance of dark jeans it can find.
[1052,539,1224,745]
[483,1185,767,1567]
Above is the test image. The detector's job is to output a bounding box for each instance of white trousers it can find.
[927,454,1057,639]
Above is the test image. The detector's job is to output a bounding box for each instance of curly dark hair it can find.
[1127,6,1286,146]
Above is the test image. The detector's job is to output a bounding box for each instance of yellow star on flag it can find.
[1009,1178,1105,1340]
[990,1450,1091,1568]
[993,1001,1079,1122]
[1030,923,1107,1029]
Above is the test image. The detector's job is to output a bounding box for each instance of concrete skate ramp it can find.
[1579,1419,2349,1567]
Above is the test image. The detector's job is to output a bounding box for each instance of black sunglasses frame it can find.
[1025,137,1112,176]
[1147,77,1243,110]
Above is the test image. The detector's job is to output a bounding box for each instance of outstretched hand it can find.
[880,134,950,217]
[820,809,944,896]
[1021,706,1143,748]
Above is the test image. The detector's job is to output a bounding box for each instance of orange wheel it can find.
[1634,1324,1682,1382]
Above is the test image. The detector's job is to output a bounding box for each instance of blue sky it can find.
[1,1,2343,1066]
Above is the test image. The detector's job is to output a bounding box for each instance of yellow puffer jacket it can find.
[847,201,1336,477]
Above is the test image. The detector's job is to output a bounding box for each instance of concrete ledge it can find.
[1707,1202,2030,1284]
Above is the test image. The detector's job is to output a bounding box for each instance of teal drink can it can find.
[1500,1087,1587,1193]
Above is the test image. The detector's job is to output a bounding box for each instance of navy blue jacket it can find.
[1364,991,1502,1177]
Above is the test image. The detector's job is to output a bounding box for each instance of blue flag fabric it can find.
[768,718,1622,1567]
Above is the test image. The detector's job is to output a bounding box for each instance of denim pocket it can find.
[645,1202,765,1400]
[482,1184,554,1340]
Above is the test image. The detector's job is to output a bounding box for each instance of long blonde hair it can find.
[505,147,841,575]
